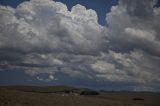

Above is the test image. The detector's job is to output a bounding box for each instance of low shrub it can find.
[80,90,99,95]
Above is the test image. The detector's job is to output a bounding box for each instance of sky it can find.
[0,0,160,91]
[0,0,118,25]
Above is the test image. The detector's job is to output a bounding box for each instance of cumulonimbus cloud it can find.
[0,0,160,91]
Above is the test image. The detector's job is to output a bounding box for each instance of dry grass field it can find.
[0,86,160,106]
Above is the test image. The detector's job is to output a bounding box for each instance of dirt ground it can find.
[0,87,160,106]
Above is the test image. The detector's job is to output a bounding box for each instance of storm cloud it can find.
[0,0,160,91]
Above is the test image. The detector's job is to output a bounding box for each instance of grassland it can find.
[0,86,160,106]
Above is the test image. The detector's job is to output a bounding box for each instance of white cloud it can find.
[91,61,116,74]
[37,74,56,82]
[52,58,63,65]
[49,75,56,80]
[124,28,156,41]
[71,4,98,23]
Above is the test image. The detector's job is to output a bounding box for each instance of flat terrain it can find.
[0,86,160,106]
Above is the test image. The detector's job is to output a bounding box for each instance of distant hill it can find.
[0,86,77,93]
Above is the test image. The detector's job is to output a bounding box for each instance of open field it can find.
[0,86,160,106]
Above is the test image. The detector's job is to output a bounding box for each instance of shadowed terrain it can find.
[0,86,160,106]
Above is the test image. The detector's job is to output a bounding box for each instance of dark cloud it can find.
[106,0,160,57]
[120,0,154,19]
